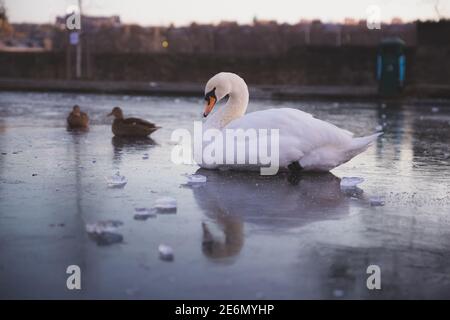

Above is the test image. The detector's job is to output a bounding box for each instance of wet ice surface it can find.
[0,91,450,299]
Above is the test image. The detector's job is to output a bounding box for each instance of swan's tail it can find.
[346,132,383,157]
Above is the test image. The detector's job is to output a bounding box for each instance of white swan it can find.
[200,72,381,173]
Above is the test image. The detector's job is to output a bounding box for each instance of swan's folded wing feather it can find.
[224,108,354,165]
[226,108,353,145]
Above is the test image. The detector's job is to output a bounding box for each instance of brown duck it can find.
[108,107,160,137]
[67,105,89,129]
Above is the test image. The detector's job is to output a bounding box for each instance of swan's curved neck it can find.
[205,79,249,130]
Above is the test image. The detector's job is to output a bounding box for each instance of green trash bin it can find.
[377,37,406,96]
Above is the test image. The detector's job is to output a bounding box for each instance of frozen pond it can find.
[0,91,449,299]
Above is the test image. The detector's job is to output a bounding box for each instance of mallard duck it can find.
[67,105,89,129]
[107,107,160,137]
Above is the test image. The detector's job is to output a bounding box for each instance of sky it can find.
[4,0,449,26]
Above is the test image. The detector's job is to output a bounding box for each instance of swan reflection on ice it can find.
[192,169,354,263]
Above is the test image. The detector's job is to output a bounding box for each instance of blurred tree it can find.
[0,0,13,37]
[0,0,6,20]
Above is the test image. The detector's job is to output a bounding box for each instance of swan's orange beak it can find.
[203,96,216,117]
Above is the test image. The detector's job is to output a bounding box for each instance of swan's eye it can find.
[204,87,216,101]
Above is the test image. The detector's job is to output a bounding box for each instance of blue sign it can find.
[70,32,79,45]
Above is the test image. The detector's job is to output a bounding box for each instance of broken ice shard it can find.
[93,232,123,246]
[85,220,124,246]
[340,177,364,189]
[154,197,177,213]
[158,244,174,261]
[370,196,385,207]
[107,171,127,188]
[85,220,123,234]
[186,174,207,185]
[134,207,157,220]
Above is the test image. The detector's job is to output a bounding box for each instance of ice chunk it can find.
[85,220,123,234]
[186,174,207,185]
[375,125,383,132]
[85,220,124,246]
[340,177,364,189]
[370,196,385,207]
[107,171,127,188]
[431,107,439,113]
[342,186,364,198]
[134,207,156,220]
[92,232,123,246]
[154,197,177,213]
[158,244,174,261]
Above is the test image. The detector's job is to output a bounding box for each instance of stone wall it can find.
[1,46,447,86]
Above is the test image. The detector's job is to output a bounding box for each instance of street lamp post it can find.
[76,0,82,79]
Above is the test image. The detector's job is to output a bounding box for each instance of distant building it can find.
[1,15,422,54]
[55,15,121,30]
[0,40,46,52]
[0,23,53,52]
[417,19,450,46]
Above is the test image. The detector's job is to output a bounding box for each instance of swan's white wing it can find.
[224,108,355,168]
